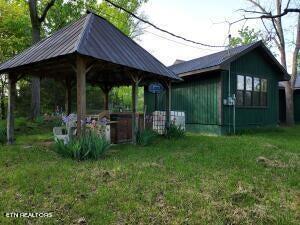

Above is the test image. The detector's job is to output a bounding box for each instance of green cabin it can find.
[145,41,289,134]
[279,76,300,123]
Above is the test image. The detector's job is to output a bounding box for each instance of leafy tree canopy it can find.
[229,26,261,47]
[0,0,31,61]
[45,0,148,38]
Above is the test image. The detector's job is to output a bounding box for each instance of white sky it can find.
[135,0,297,70]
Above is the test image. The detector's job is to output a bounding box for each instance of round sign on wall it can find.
[148,82,164,94]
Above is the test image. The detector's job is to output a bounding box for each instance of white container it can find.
[152,111,185,134]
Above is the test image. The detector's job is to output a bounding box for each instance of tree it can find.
[0,0,31,119]
[97,0,148,38]
[45,0,148,39]
[231,0,300,125]
[230,26,262,47]
[27,0,57,119]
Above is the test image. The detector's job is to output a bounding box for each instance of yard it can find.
[0,120,299,225]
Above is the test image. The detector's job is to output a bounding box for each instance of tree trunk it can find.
[7,75,16,144]
[284,82,294,125]
[131,80,138,144]
[28,0,56,119]
[28,0,42,118]
[286,13,300,125]
[0,83,5,120]
[30,75,40,119]
[29,23,41,119]
[65,78,72,115]
[273,0,295,125]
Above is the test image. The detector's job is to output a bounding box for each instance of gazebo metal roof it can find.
[0,11,179,82]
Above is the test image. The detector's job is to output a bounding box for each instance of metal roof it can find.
[169,41,289,80]
[279,76,300,89]
[0,12,179,80]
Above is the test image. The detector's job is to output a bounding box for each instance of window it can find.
[236,75,244,106]
[237,75,244,90]
[253,78,260,106]
[260,79,267,106]
[245,76,252,106]
[236,75,268,107]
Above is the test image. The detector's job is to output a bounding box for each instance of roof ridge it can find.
[74,13,93,52]
[87,11,177,78]
[170,41,261,69]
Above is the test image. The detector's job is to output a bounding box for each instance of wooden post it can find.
[165,81,171,131]
[100,85,112,110]
[154,93,158,111]
[104,91,109,110]
[131,75,141,144]
[7,74,16,144]
[76,56,87,136]
[65,77,72,115]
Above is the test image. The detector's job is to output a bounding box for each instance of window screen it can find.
[237,75,244,90]
[236,75,244,106]
[246,76,253,91]
[253,78,260,106]
[260,79,267,106]
[235,75,268,107]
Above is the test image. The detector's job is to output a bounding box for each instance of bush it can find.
[16,117,27,127]
[165,124,185,139]
[137,129,157,146]
[54,131,110,160]
[34,116,45,125]
[0,126,6,144]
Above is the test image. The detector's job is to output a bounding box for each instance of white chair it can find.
[53,127,69,144]
[53,114,77,144]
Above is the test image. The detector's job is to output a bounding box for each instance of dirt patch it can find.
[262,143,278,149]
[230,182,262,206]
[74,217,86,225]
[256,156,288,168]
[214,202,273,225]
[139,162,164,169]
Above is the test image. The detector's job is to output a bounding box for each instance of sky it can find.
[135,0,297,70]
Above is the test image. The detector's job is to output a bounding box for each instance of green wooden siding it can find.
[144,74,221,131]
[145,48,282,134]
[222,48,281,132]
[294,90,300,123]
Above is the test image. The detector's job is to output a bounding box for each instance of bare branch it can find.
[39,0,56,23]
[237,9,267,15]
[246,0,268,14]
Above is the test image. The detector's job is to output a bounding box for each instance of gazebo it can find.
[0,11,180,144]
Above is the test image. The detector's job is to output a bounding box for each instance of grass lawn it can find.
[0,119,299,225]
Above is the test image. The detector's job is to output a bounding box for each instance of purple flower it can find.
[62,115,70,124]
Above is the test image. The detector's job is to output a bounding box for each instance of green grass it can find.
[0,120,299,225]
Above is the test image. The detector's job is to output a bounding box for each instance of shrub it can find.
[34,116,45,125]
[137,129,157,146]
[16,118,27,127]
[0,126,6,144]
[165,124,185,139]
[54,131,110,160]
